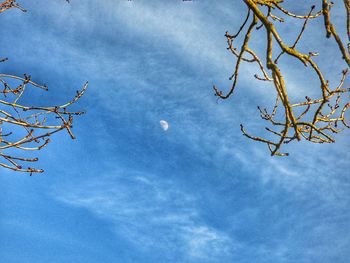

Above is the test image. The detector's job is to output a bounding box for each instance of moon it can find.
[159,120,169,131]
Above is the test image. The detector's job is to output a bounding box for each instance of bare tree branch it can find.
[0,0,87,175]
[215,0,350,156]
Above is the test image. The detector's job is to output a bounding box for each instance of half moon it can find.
[159,120,169,131]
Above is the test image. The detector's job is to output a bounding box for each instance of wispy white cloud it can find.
[106,1,232,72]
[53,170,235,261]
[234,138,350,207]
[182,226,233,260]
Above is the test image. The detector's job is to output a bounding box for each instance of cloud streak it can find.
[54,170,235,261]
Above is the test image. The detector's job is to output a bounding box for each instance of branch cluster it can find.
[214,0,350,156]
[0,0,87,175]
[0,74,88,174]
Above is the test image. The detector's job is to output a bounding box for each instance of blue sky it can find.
[1,1,350,262]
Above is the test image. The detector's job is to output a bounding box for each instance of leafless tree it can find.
[0,0,87,175]
[214,0,350,156]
